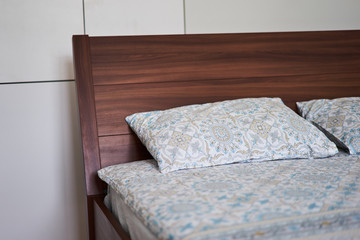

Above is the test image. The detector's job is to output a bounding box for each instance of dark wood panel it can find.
[90,31,360,85]
[93,196,130,240]
[99,133,152,168]
[99,135,150,169]
[73,35,103,196]
[94,72,360,137]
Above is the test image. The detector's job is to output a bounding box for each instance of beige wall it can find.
[0,0,359,239]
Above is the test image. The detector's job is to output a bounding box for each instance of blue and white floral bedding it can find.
[98,152,360,240]
[125,98,338,173]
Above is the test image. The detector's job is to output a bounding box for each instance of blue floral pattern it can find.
[126,98,338,173]
[98,153,360,240]
[297,97,360,155]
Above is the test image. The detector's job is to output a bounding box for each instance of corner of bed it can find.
[73,30,360,240]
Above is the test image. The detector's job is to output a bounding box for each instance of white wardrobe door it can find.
[0,82,87,240]
[0,0,83,83]
[84,0,184,36]
[185,0,360,34]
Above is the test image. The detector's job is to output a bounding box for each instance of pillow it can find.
[297,97,360,155]
[126,97,338,173]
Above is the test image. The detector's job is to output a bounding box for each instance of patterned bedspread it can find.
[98,153,360,240]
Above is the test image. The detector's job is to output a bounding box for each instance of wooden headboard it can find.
[73,30,360,197]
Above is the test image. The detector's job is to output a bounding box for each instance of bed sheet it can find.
[99,152,360,240]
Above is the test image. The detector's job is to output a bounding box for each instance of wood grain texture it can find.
[99,134,152,168]
[89,31,360,86]
[73,35,103,196]
[95,72,360,137]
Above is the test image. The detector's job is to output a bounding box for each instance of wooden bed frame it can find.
[72,30,360,240]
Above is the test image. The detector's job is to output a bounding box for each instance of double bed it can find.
[72,30,360,240]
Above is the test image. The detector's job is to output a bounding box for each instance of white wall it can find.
[0,0,359,240]
[185,0,360,33]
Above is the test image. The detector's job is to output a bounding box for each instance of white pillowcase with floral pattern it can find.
[126,98,338,173]
[297,97,360,155]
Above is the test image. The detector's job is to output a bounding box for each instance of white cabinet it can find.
[0,82,87,240]
[0,0,83,83]
[84,0,184,36]
[185,0,360,34]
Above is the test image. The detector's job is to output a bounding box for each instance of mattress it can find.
[99,152,360,240]
[104,187,157,240]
